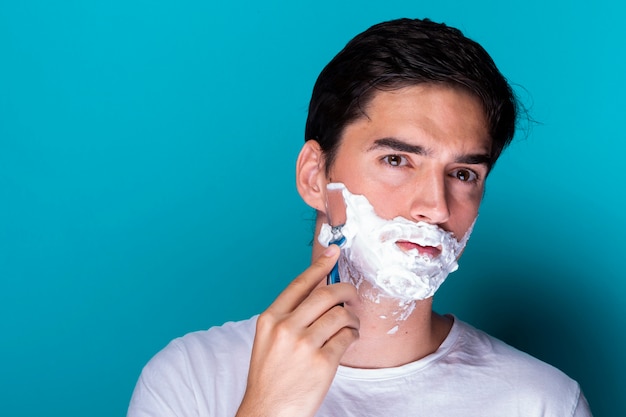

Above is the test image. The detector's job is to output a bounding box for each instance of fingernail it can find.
[323,245,338,257]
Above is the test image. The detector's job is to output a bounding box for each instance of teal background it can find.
[1,0,623,415]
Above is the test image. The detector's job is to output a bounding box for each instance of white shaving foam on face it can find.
[318,183,475,320]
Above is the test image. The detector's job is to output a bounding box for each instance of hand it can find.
[236,245,360,417]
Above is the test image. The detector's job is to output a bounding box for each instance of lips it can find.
[396,240,442,257]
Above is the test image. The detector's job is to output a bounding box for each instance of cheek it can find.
[448,192,481,212]
[447,180,484,209]
[330,177,400,221]
[448,196,481,234]
[360,190,407,220]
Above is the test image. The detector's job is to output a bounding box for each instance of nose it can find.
[409,173,450,224]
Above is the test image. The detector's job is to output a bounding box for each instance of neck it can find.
[340,280,453,369]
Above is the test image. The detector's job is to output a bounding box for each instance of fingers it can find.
[321,325,360,360]
[259,242,359,352]
[289,282,356,328]
[267,245,341,315]
[238,246,360,416]
[304,304,360,348]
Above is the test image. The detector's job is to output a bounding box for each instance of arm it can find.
[236,245,359,417]
[127,340,197,417]
[572,389,593,417]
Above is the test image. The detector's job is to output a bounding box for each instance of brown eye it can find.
[453,168,477,182]
[384,155,406,166]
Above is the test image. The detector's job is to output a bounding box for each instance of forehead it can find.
[344,84,491,154]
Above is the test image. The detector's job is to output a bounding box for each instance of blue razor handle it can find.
[327,233,346,285]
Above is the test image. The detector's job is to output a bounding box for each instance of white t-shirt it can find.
[128,316,592,417]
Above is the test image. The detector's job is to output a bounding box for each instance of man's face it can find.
[325,84,491,249]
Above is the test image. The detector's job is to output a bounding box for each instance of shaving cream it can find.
[318,183,475,307]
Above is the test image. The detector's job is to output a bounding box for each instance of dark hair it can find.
[305,18,518,174]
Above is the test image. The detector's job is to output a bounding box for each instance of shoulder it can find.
[453,318,568,378]
[128,316,258,417]
[145,315,258,375]
[448,318,589,415]
[452,318,572,382]
[175,315,258,356]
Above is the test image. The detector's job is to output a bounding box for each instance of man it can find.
[128,18,592,416]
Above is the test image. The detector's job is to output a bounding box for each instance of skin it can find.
[237,84,491,417]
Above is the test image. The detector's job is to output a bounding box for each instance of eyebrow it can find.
[368,137,427,155]
[368,137,493,167]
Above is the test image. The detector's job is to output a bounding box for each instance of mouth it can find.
[396,240,442,258]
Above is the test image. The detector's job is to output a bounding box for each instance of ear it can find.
[296,140,327,212]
